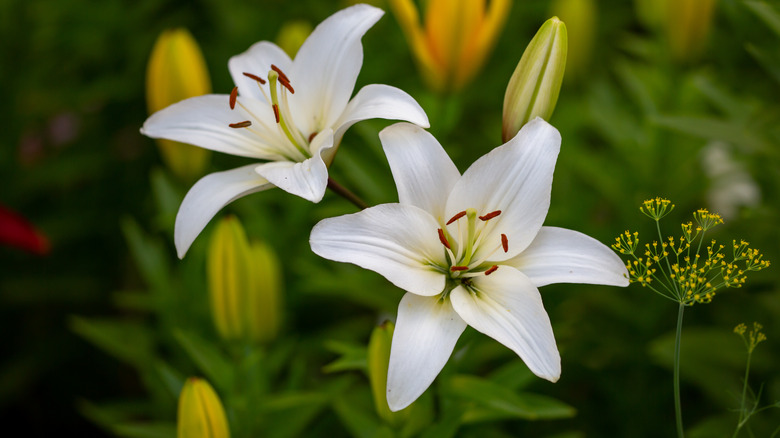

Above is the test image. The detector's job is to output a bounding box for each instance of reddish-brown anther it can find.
[437,228,451,249]
[308,132,318,143]
[229,121,252,128]
[242,72,267,84]
[229,87,238,110]
[446,211,467,225]
[450,266,469,272]
[272,104,280,123]
[479,210,501,221]
[278,77,295,94]
[271,64,290,83]
[501,234,508,252]
[484,265,499,275]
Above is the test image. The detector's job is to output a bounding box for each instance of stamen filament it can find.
[268,70,310,158]
[461,209,478,266]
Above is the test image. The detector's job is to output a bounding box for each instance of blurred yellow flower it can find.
[275,20,313,57]
[208,216,283,343]
[177,378,230,438]
[665,0,716,61]
[389,0,511,93]
[146,28,212,181]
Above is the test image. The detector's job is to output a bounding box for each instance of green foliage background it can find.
[1,0,778,436]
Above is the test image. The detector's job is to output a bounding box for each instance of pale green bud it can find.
[549,0,595,82]
[502,17,567,142]
[368,321,409,425]
[177,378,230,438]
[207,216,282,343]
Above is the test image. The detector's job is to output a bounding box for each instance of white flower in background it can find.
[141,4,429,258]
[701,141,760,220]
[310,119,628,411]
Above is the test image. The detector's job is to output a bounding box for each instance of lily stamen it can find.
[479,210,501,221]
[501,234,508,252]
[229,87,238,110]
[484,265,499,275]
[229,121,252,128]
[437,228,451,249]
[242,71,266,84]
[446,210,467,225]
[450,266,469,272]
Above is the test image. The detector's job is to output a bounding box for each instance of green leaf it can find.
[747,44,780,85]
[257,392,331,438]
[744,1,780,36]
[153,360,186,400]
[331,388,394,438]
[112,422,176,438]
[322,340,368,374]
[651,115,769,152]
[69,316,153,367]
[486,360,536,390]
[121,217,171,292]
[447,374,576,422]
[173,329,234,391]
[150,167,184,235]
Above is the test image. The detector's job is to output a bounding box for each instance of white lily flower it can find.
[310,118,628,411]
[141,4,430,258]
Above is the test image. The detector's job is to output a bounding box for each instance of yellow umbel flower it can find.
[146,29,212,181]
[177,378,230,438]
[389,0,511,93]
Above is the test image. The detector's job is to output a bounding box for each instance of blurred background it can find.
[1,0,778,436]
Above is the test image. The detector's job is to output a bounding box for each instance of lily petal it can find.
[290,4,384,135]
[506,226,629,288]
[228,41,293,103]
[387,293,467,411]
[254,128,333,202]
[379,123,459,221]
[175,164,272,258]
[310,203,446,297]
[445,118,561,260]
[141,95,282,160]
[450,266,561,382]
[333,84,430,145]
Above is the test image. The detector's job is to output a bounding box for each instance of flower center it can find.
[436,207,508,282]
[226,65,316,162]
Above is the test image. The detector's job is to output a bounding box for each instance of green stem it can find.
[674,302,685,438]
[327,177,369,210]
[732,349,753,437]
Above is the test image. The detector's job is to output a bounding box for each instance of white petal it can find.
[333,84,430,144]
[141,95,282,160]
[387,293,467,411]
[450,266,561,382]
[379,123,459,221]
[175,164,272,258]
[309,203,447,296]
[228,41,293,103]
[290,4,384,135]
[506,227,630,288]
[254,129,333,202]
[445,118,561,261]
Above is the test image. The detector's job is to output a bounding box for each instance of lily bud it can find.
[275,20,313,57]
[389,0,511,93]
[368,321,409,424]
[177,377,230,438]
[664,0,716,62]
[502,17,567,142]
[146,28,212,181]
[549,0,595,82]
[207,216,282,343]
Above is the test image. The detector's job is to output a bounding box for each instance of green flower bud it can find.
[549,0,595,82]
[664,0,716,62]
[368,321,408,425]
[177,377,230,438]
[207,216,283,343]
[502,17,567,142]
[146,29,212,181]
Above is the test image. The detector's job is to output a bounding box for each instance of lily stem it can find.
[327,177,369,210]
[674,302,685,438]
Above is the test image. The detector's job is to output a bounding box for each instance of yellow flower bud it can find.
[664,0,716,62]
[502,17,567,142]
[275,20,313,57]
[146,28,212,181]
[207,216,282,343]
[177,377,230,438]
[368,321,409,425]
[549,0,595,82]
[389,0,511,93]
